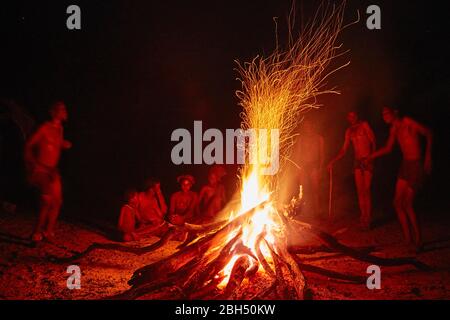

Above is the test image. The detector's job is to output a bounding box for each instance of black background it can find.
[0,0,449,224]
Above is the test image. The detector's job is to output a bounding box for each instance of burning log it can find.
[220,255,251,300]
[255,231,275,277]
[182,229,243,293]
[264,239,305,299]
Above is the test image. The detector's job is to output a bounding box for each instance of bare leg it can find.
[354,169,367,227]
[363,170,373,227]
[404,187,421,247]
[394,179,412,244]
[33,194,52,240]
[45,176,62,238]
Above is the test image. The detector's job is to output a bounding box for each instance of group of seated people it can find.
[117,165,226,242]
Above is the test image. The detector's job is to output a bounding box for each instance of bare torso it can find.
[348,122,373,160]
[138,192,163,224]
[199,184,225,217]
[34,122,64,168]
[394,118,422,160]
[171,191,197,216]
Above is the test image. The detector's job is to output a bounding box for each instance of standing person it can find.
[328,111,376,228]
[366,107,432,249]
[197,165,226,223]
[298,120,324,215]
[24,101,72,242]
[169,175,198,225]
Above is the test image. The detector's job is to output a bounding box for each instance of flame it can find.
[218,168,281,288]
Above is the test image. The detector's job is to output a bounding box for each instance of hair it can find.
[124,188,138,202]
[177,174,195,185]
[143,177,160,190]
[382,106,399,116]
[50,101,66,113]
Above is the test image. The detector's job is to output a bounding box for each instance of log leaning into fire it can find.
[48,226,177,263]
[288,218,432,271]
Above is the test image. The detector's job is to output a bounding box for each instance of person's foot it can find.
[31,232,44,242]
[415,242,425,254]
[358,222,370,231]
[43,231,56,243]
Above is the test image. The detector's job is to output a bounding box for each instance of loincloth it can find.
[354,159,374,173]
[398,160,424,191]
[28,165,60,195]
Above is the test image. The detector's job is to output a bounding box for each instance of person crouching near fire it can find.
[117,189,141,241]
[169,175,198,226]
[197,165,226,224]
[135,178,168,238]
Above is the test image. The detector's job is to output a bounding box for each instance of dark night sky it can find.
[1,0,449,222]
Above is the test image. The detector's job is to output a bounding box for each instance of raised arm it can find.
[154,184,167,216]
[328,129,350,169]
[369,125,396,160]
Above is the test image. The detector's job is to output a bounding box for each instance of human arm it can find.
[24,126,44,166]
[327,129,350,170]
[368,125,396,160]
[410,118,433,174]
[62,140,72,149]
[155,183,167,216]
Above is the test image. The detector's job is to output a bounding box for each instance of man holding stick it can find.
[328,111,376,229]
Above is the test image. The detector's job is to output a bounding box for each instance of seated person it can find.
[197,165,226,223]
[117,189,140,242]
[168,175,198,225]
[137,178,167,224]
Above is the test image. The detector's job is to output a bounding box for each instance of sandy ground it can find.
[0,209,449,300]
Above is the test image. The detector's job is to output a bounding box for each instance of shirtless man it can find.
[198,165,226,223]
[298,121,324,215]
[24,102,72,242]
[137,178,168,232]
[169,175,198,225]
[367,107,432,248]
[328,112,376,228]
[117,189,141,241]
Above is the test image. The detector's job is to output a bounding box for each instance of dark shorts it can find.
[354,159,374,173]
[28,166,60,196]
[398,160,424,191]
